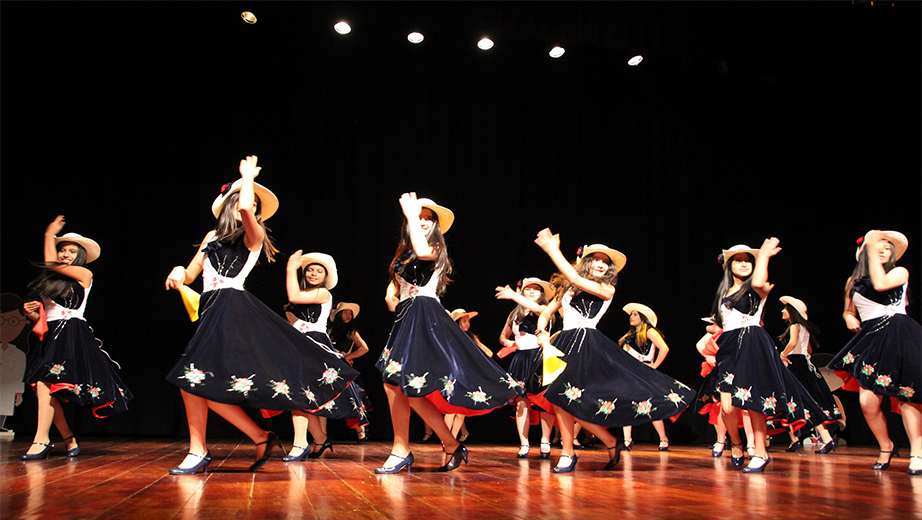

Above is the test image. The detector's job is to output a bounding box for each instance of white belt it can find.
[721,313,760,332]
[399,283,438,301]
[203,274,245,293]
[45,304,84,322]
[863,304,906,322]
[514,334,540,351]
[293,319,325,334]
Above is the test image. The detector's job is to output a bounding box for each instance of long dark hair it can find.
[554,254,618,301]
[388,214,452,296]
[777,303,821,350]
[710,252,755,329]
[27,242,88,302]
[845,240,897,299]
[298,263,326,291]
[211,191,278,262]
[617,312,662,348]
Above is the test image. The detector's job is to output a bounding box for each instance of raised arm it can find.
[165,231,211,291]
[752,237,781,299]
[536,298,561,348]
[44,216,93,288]
[495,285,546,314]
[284,250,332,304]
[865,231,910,291]
[399,192,436,261]
[534,228,614,300]
[237,156,265,251]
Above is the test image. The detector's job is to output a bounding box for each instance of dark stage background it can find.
[2,2,919,447]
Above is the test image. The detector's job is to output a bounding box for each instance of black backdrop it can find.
[2,1,919,446]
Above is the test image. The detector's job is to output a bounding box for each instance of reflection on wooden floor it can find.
[2,438,920,519]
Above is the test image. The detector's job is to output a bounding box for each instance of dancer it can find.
[711,241,833,473]
[496,278,557,459]
[276,252,369,461]
[533,230,695,473]
[777,295,841,453]
[21,216,132,459]
[828,230,921,474]
[375,193,521,473]
[618,303,672,451]
[164,156,357,474]
[328,302,371,441]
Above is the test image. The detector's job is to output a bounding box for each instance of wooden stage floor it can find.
[2,438,920,519]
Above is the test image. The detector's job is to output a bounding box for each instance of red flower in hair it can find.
[516,280,522,288]
[576,247,583,258]
[220,183,232,195]
[856,236,864,246]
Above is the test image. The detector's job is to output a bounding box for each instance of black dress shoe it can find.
[250,432,282,471]
[308,438,333,459]
[438,444,469,472]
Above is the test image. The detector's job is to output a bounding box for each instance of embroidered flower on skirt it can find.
[407,372,429,392]
[467,387,491,404]
[596,399,617,417]
[269,379,292,399]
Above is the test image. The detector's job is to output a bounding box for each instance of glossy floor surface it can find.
[2,439,920,519]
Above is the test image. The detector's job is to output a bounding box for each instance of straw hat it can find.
[623,303,658,327]
[299,252,338,289]
[779,296,808,321]
[417,198,454,234]
[856,230,908,261]
[449,308,478,321]
[331,302,360,320]
[720,244,759,267]
[518,277,555,299]
[211,179,280,220]
[580,244,627,272]
[55,233,100,263]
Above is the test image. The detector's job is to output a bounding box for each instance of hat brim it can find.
[418,198,454,234]
[721,248,759,266]
[779,296,808,320]
[55,233,100,263]
[300,253,338,290]
[332,302,360,320]
[449,309,478,321]
[857,230,908,262]
[211,180,279,220]
[582,245,627,272]
[520,278,555,300]
[622,303,658,328]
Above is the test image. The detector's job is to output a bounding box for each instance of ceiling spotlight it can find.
[407,32,424,44]
[334,21,352,35]
[241,11,257,24]
[628,55,643,66]
[549,46,565,58]
[477,38,494,50]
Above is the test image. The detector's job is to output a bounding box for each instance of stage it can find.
[2,438,919,519]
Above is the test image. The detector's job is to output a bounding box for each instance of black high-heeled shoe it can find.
[169,451,212,475]
[872,446,899,470]
[742,455,770,473]
[711,441,725,458]
[516,445,530,459]
[438,444,469,472]
[62,435,80,457]
[785,440,803,453]
[308,438,333,459]
[908,456,922,476]
[730,442,745,468]
[622,439,634,452]
[552,454,578,473]
[814,439,836,454]
[282,445,311,462]
[658,440,670,452]
[20,442,53,460]
[539,442,552,459]
[250,432,282,471]
[375,452,414,474]
[604,445,621,470]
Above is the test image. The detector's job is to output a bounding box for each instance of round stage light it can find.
[408,32,424,44]
[549,46,565,58]
[477,38,494,50]
[241,12,257,24]
[334,22,352,35]
[628,55,643,66]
